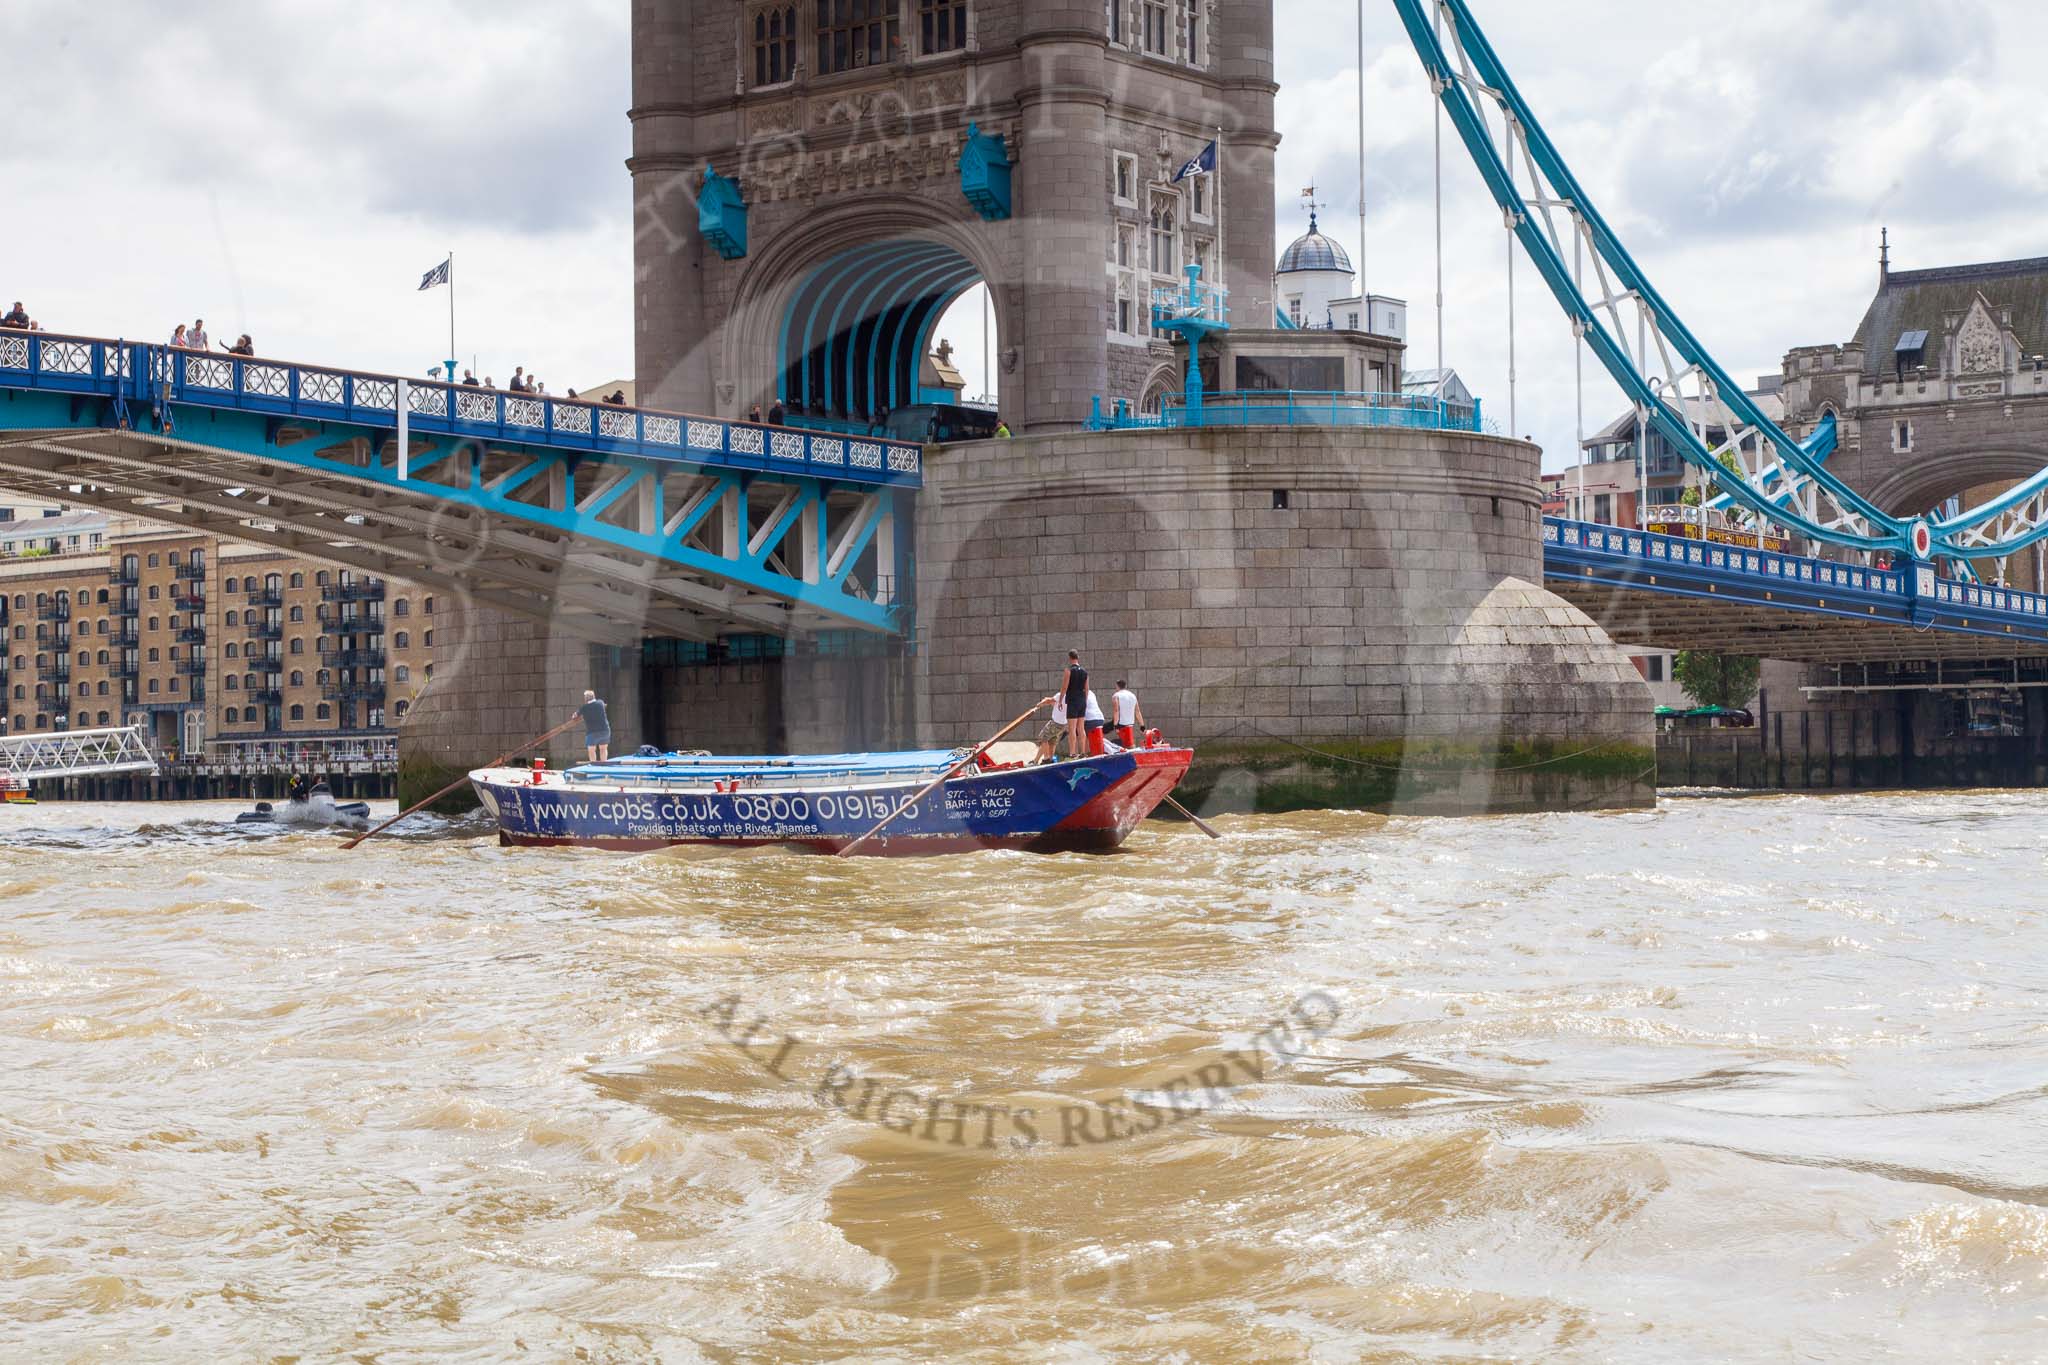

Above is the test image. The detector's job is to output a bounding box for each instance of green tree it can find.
[1672,651,1761,710]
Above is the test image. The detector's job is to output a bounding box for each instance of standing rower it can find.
[576,690,612,763]
[1111,680,1145,749]
[1058,651,1088,760]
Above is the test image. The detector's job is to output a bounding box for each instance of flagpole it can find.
[1214,124,1225,303]
[445,250,457,382]
[1357,0,1369,309]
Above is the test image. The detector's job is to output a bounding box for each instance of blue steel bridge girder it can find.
[1392,0,2048,570]
[780,241,981,419]
[0,335,920,643]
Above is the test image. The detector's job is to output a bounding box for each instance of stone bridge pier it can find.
[400,424,1654,817]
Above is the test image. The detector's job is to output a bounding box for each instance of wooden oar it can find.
[836,702,1046,858]
[1163,792,1222,839]
[343,717,581,850]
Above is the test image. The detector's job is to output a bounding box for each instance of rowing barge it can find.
[469,742,1194,855]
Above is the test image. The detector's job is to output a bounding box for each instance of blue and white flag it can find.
[418,258,452,291]
[1172,140,1217,183]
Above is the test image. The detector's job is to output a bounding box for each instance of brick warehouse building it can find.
[629,0,1280,432]
[1,511,436,787]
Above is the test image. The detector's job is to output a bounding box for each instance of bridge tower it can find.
[629,1,1279,433]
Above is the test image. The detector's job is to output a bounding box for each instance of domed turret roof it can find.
[1277,213,1354,275]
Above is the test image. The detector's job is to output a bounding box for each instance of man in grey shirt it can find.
[575,690,611,762]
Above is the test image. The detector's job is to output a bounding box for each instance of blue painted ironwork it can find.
[699,165,749,261]
[778,242,981,421]
[1392,0,2048,569]
[1150,264,1230,421]
[1544,517,2048,647]
[0,331,922,636]
[958,123,1013,222]
[1088,389,1483,434]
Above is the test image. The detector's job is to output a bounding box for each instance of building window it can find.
[147,679,158,694]
[226,642,239,659]
[316,704,331,721]
[289,605,304,622]
[1107,0,1123,44]
[752,5,797,87]
[1593,493,1614,524]
[1645,655,1666,683]
[1183,0,1201,63]
[147,647,159,663]
[223,577,237,593]
[1348,312,1361,330]
[290,704,304,722]
[1148,194,1178,276]
[423,596,434,615]
[290,671,304,687]
[395,631,410,649]
[1190,175,1209,221]
[1893,420,1914,453]
[1113,153,1137,207]
[423,631,434,648]
[395,665,411,684]
[148,585,159,600]
[226,675,238,690]
[393,599,409,617]
[918,0,966,55]
[1141,0,1168,55]
[147,554,159,568]
[816,0,899,76]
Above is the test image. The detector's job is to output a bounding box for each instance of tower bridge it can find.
[5,0,2047,809]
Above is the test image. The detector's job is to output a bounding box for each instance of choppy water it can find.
[1,792,2044,1361]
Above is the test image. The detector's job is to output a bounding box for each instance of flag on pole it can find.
[418,258,452,291]
[1172,140,1217,183]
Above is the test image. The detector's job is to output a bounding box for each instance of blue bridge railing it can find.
[0,330,924,488]
[1545,517,2048,646]
[1087,389,1484,435]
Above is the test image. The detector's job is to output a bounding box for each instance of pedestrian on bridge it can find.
[575,690,611,763]
[767,399,786,426]
[169,323,189,349]
[0,302,27,330]
[189,319,209,352]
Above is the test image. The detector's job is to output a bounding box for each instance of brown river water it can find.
[1,792,2044,1361]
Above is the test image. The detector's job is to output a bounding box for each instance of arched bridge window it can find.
[779,241,984,422]
[754,6,797,87]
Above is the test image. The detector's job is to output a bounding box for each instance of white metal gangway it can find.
[0,726,160,784]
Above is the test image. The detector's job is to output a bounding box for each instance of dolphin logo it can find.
[1063,767,1100,790]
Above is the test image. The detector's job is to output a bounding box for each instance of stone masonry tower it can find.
[630,1,1278,433]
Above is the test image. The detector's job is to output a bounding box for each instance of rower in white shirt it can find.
[1110,680,1144,749]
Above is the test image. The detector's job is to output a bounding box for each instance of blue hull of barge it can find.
[471,749,1195,855]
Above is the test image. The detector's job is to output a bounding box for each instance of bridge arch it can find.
[1861,446,2048,526]
[722,200,1010,424]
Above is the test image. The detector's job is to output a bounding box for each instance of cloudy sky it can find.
[2,1,2042,469]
